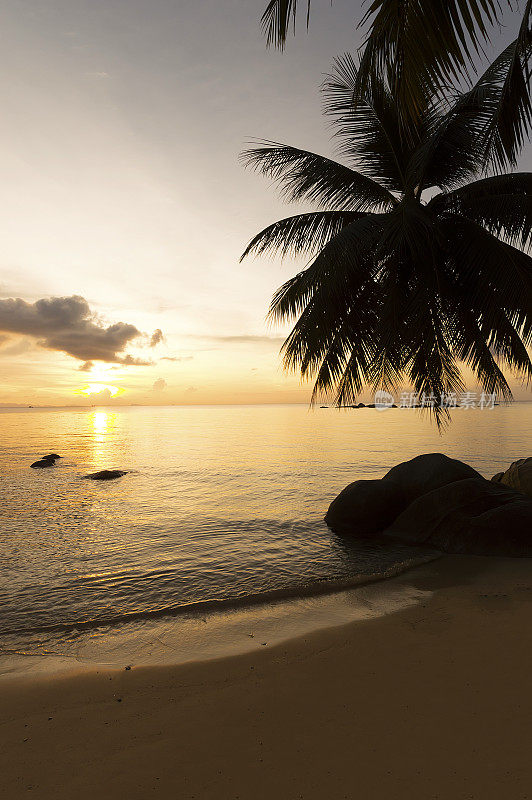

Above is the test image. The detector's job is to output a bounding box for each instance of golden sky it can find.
[0,1,529,406]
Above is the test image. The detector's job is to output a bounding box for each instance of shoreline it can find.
[2,555,532,798]
[0,550,440,680]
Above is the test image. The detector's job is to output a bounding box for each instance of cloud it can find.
[188,334,285,345]
[185,386,198,394]
[150,328,165,347]
[85,388,114,404]
[216,335,285,344]
[0,295,154,366]
[79,361,94,372]
[153,378,167,392]
[161,355,194,362]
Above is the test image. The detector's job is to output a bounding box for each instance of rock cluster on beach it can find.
[325,453,532,556]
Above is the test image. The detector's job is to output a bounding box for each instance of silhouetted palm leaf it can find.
[260,0,509,124]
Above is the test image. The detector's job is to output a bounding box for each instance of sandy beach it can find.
[1,555,531,800]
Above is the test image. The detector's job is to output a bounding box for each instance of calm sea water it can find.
[1,403,530,666]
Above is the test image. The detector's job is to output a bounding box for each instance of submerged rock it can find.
[83,469,128,480]
[382,453,481,504]
[491,458,532,498]
[383,477,532,556]
[325,479,407,537]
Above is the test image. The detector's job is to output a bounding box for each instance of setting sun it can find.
[79,383,124,398]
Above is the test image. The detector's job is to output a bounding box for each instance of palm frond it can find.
[481,0,532,171]
[260,0,310,49]
[413,28,532,191]
[323,53,422,190]
[240,141,396,210]
[354,0,504,124]
[268,214,384,323]
[240,211,367,261]
[442,215,532,321]
[431,173,532,250]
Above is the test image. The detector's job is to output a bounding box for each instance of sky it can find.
[0,0,529,406]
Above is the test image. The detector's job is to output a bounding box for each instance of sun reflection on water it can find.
[89,411,118,466]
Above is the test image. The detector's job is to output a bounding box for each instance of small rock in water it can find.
[30,453,61,468]
[83,470,128,480]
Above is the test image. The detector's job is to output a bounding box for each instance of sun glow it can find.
[79,383,124,398]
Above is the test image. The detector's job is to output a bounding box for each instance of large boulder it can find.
[382,453,482,504]
[325,479,407,536]
[383,477,532,556]
[491,458,532,498]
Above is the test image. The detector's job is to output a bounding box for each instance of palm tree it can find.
[261,1,532,136]
[240,42,532,424]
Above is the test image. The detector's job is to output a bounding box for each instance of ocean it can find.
[1,402,530,674]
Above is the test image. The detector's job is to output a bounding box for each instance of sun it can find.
[79,383,124,398]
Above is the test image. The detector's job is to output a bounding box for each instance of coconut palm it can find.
[240,42,532,424]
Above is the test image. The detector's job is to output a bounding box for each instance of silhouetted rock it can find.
[382,453,481,504]
[384,477,532,556]
[357,403,365,408]
[83,470,128,480]
[30,458,56,468]
[325,479,407,537]
[30,453,62,468]
[491,458,532,498]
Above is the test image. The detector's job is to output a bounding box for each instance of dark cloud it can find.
[153,378,167,392]
[0,295,154,366]
[79,361,94,372]
[150,328,165,347]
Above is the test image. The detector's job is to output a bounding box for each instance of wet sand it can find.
[1,555,531,799]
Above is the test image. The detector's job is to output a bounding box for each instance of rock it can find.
[492,458,532,498]
[491,472,504,483]
[83,470,128,480]
[357,403,365,408]
[325,479,407,537]
[30,453,62,468]
[384,477,532,556]
[382,453,482,504]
